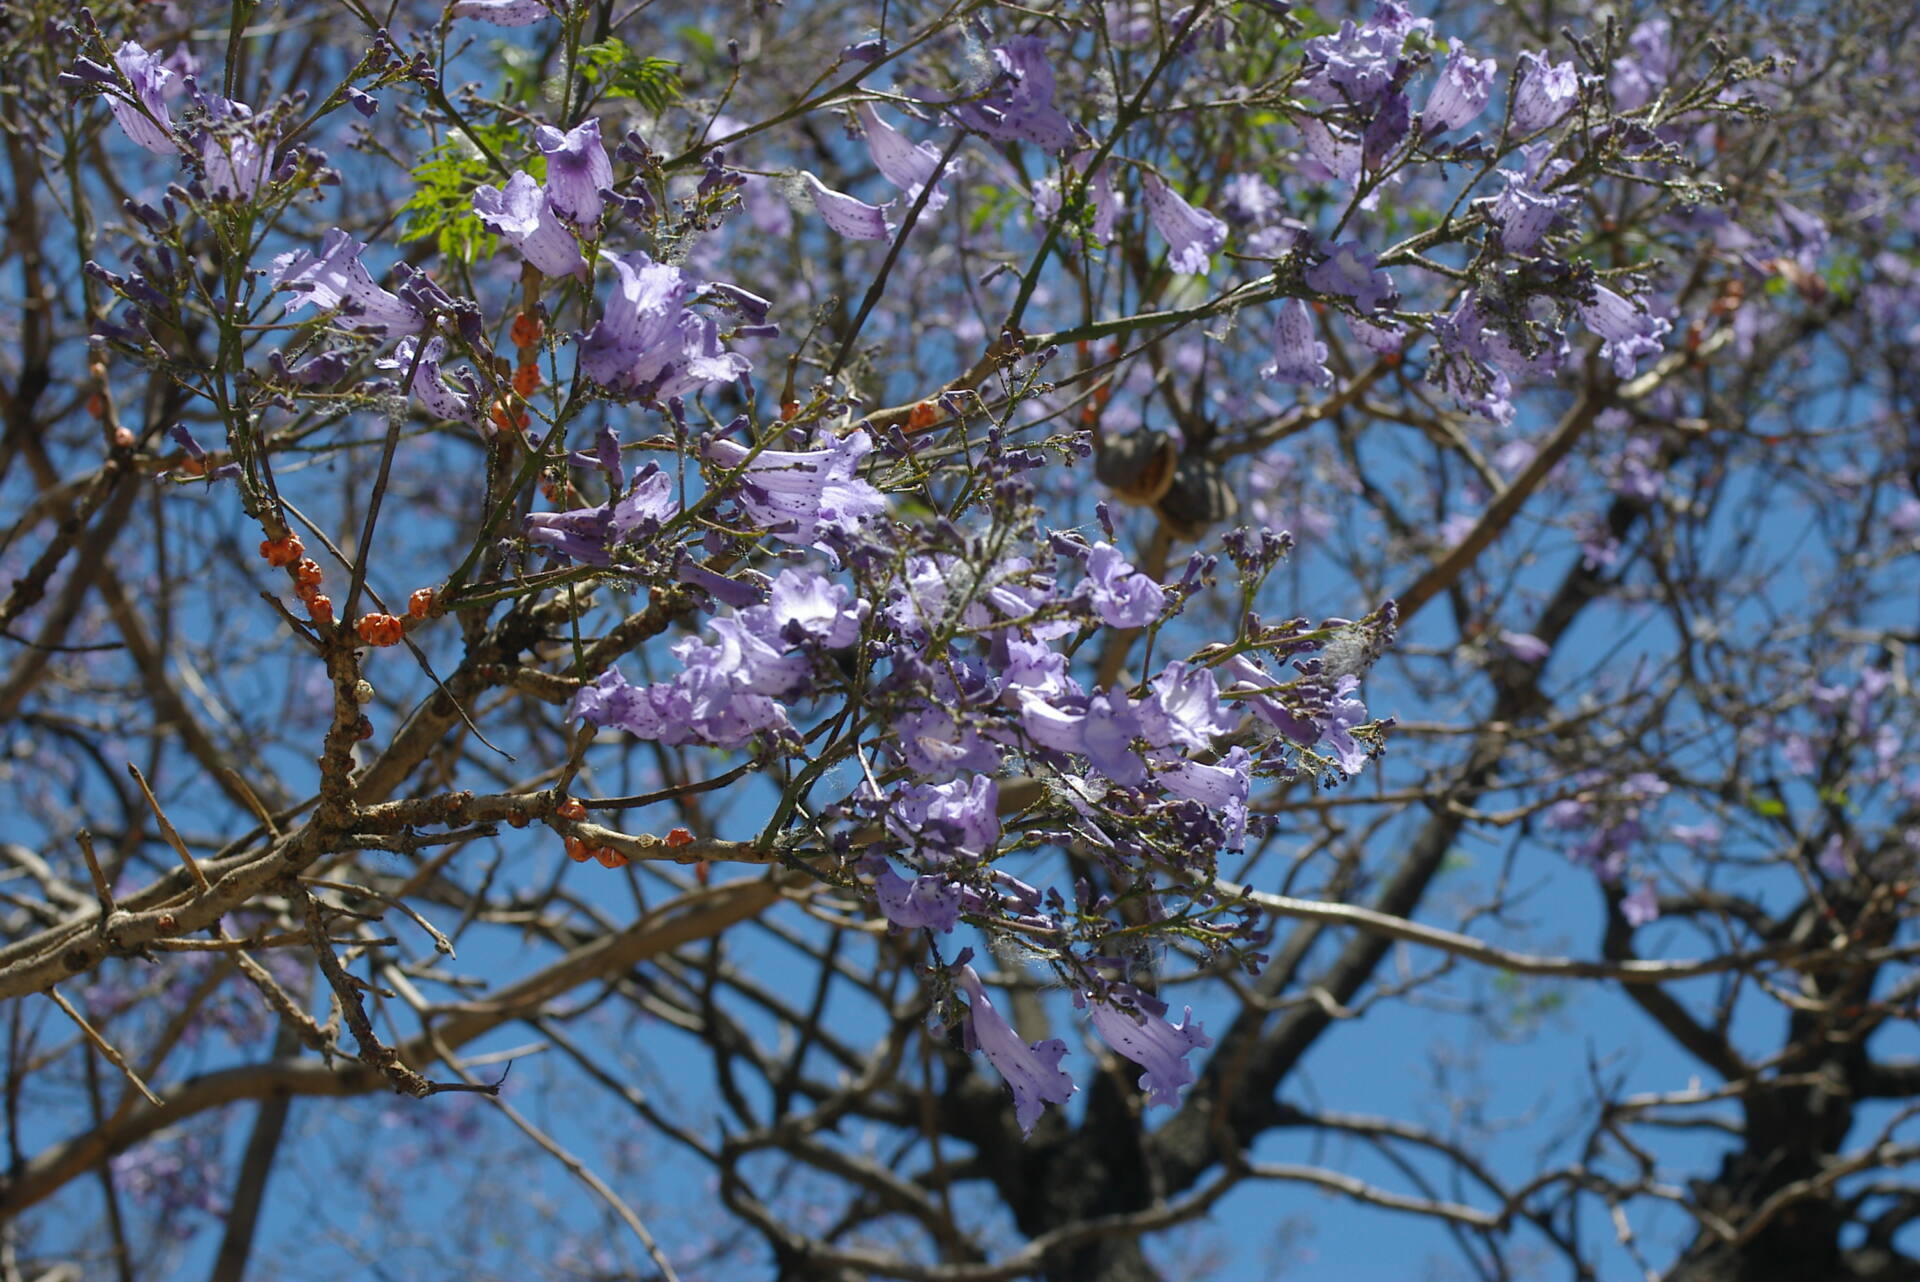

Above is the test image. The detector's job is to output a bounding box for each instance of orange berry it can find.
[664,827,695,849]
[355,613,403,647]
[555,797,586,821]
[294,559,324,588]
[907,400,939,433]
[306,594,334,625]
[510,312,543,349]
[780,399,798,421]
[564,836,591,863]
[512,362,541,396]
[593,847,629,869]
[407,587,434,619]
[259,534,304,567]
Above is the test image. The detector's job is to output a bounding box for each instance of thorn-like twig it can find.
[126,763,211,893]
[47,986,162,1108]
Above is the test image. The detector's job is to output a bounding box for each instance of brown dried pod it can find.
[1154,455,1238,540]
[1094,429,1179,506]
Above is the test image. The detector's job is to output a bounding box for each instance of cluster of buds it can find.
[292,558,332,626]
[259,532,304,567]
[564,836,631,868]
[355,613,404,647]
[906,400,941,433]
[490,311,544,434]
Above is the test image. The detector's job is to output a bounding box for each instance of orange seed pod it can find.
[510,312,544,349]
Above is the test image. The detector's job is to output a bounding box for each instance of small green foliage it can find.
[968,183,1024,238]
[576,39,682,111]
[398,122,533,265]
[1746,794,1788,818]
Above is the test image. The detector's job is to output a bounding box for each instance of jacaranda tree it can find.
[2,0,1918,1278]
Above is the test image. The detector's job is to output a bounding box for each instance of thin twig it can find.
[126,763,210,893]
[46,987,162,1108]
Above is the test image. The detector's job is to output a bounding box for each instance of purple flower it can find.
[1782,733,1817,777]
[449,0,554,24]
[1669,820,1722,850]
[192,89,273,201]
[1086,985,1211,1108]
[1262,299,1332,388]
[1424,50,1496,134]
[1304,240,1397,313]
[1080,542,1165,628]
[705,430,887,546]
[1817,835,1851,879]
[1081,689,1149,787]
[379,336,479,425]
[1620,881,1660,927]
[1580,286,1671,377]
[1220,173,1283,225]
[1609,436,1665,500]
[1220,654,1319,745]
[950,36,1077,151]
[578,253,749,399]
[108,41,179,155]
[535,118,613,232]
[1034,154,1122,244]
[527,469,678,563]
[1142,174,1227,275]
[1001,637,1075,699]
[955,964,1075,1136]
[1140,662,1234,752]
[896,702,1003,780]
[1610,19,1673,112]
[275,229,425,338]
[857,103,949,213]
[572,664,790,750]
[1319,675,1373,775]
[1159,746,1251,847]
[888,775,999,859]
[802,172,892,240]
[704,614,812,696]
[1300,3,1428,110]
[268,348,353,387]
[1298,117,1363,187]
[1497,630,1551,664]
[869,860,963,932]
[1489,146,1576,255]
[769,567,867,647]
[473,172,588,278]
[1348,313,1406,354]
[1362,90,1413,167]
[1512,51,1579,133]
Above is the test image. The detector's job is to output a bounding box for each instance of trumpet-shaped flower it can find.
[1142,174,1227,275]
[473,172,587,278]
[535,118,612,231]
[275,229,425,338]
[577,252,749,399]
[955,964,1074,1136]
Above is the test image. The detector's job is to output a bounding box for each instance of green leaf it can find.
[399,122,530,266]
[577,38,682,111]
